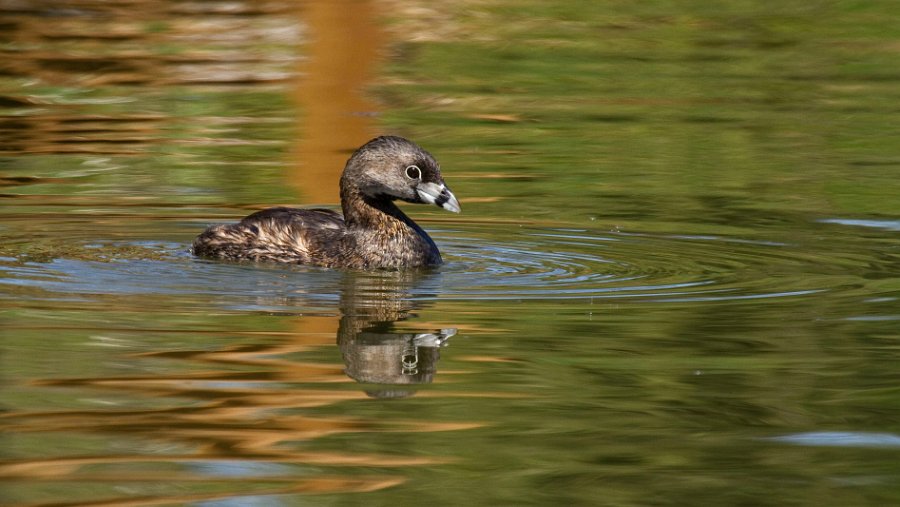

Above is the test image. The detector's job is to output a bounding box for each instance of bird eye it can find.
[405,165,421,179]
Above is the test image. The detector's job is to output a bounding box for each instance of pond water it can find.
[3,1,900,506]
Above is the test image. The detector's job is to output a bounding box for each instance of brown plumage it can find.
[192,136,461,269]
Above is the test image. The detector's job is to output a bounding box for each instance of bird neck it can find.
[339,184,441,267]
[341,185,414,231]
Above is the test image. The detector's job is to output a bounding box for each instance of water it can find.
[3,1,900,506]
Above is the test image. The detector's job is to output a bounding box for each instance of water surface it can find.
[3,1,900,506]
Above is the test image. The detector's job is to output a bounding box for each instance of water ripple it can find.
[429,225,828,302]
[0,224,841,306]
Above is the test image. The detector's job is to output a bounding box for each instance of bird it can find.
[192,135,460,269]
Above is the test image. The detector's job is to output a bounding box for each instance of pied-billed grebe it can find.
[192,136,460,269]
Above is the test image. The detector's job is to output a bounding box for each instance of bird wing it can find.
[240,206,344,231]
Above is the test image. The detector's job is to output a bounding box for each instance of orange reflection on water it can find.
[291,0,384,204]
[0,329,462,503]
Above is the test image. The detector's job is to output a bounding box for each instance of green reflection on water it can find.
[379,1,900,226]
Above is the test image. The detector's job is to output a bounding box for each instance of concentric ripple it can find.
[0,222,841,307]
[429,225,827,302]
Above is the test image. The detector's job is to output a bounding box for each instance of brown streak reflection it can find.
[291,0,383,204]
[0,453,447,479]
[3,270,489,501]
[11,477,405,507]
[0,2,301,155]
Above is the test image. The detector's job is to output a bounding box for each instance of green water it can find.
[3,1,900,506]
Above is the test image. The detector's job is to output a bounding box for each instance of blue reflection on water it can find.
[767,431,900,448]
[821,218,900,231]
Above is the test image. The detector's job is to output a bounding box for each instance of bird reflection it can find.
[335,270,456,398]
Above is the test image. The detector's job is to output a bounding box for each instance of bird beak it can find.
[416,182,461,213]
